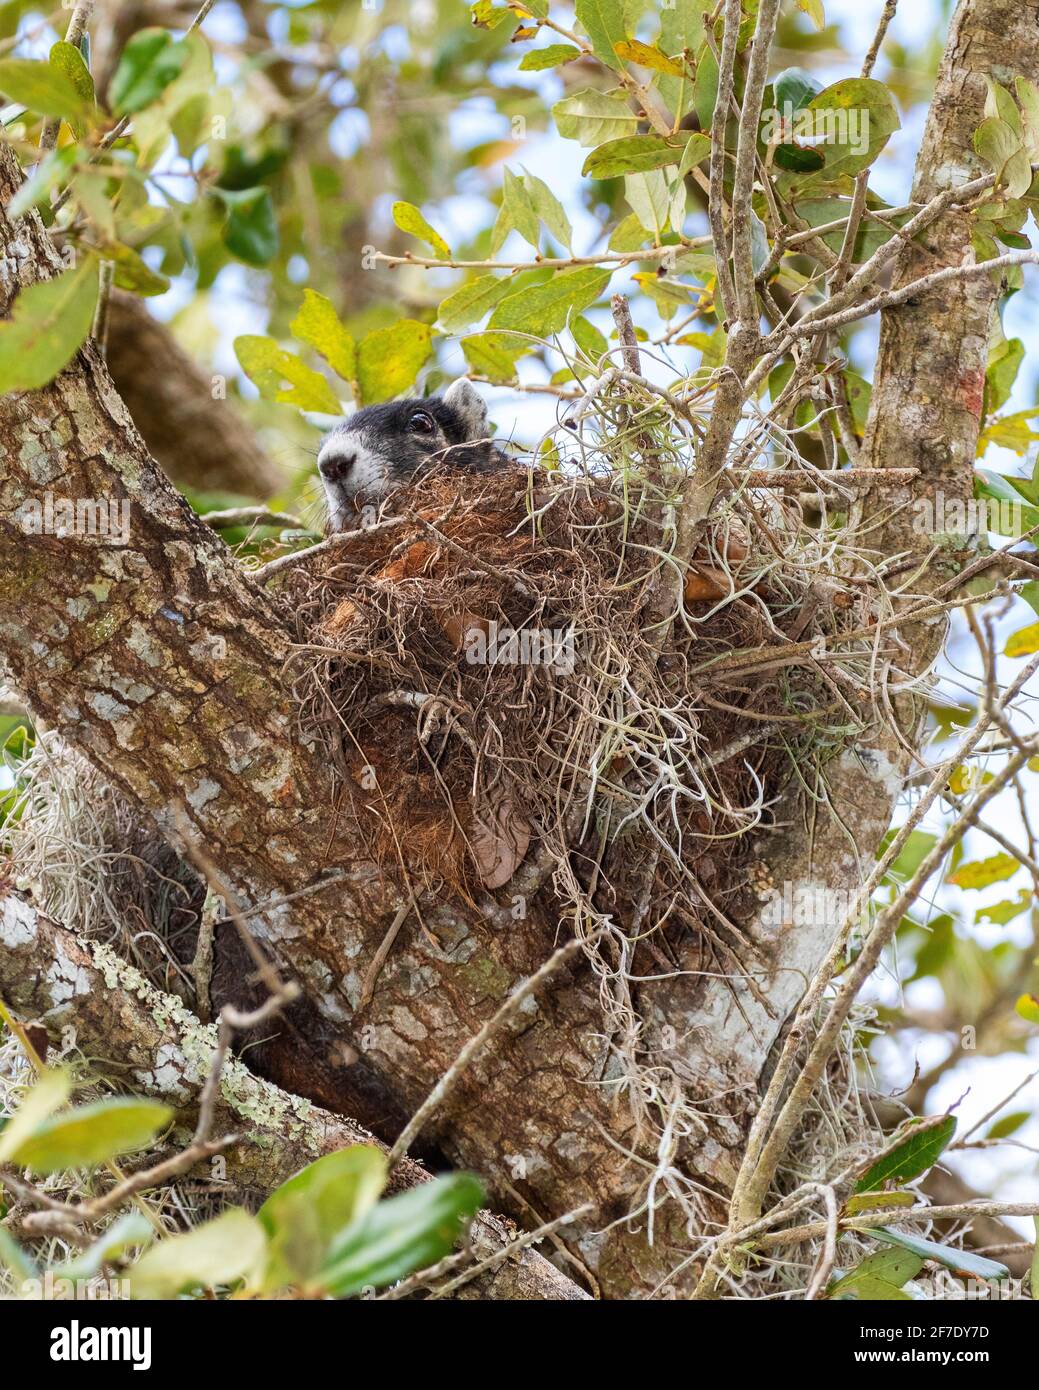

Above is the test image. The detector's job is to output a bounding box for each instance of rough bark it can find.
[861,0,1039,617]
[0,889,587,1301]
[105,291,283,500]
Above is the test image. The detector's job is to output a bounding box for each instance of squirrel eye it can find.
[409,410,436,434]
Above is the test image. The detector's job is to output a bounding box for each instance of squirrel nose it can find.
[319,449,355,484]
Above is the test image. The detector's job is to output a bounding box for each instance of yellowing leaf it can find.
[795,0,825,29]
[234,335,343,415]
[12,1097,173,1173]
[1016,993,1039,1024]
[948,764,972,795]
[947,854,1021,890]
[1006,622,1039,656]
[461,332,523,381]
[976,889,1031,926]
[0,256,99,393]
[356,320,433,404]
[0,1068,72,1165]
[290,289,356,385]
[613,40,685,76]
[392,200,451,260]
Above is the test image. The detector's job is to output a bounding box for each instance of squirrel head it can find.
[317,379,502,529]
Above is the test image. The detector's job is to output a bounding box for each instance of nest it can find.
[280,446,864,965]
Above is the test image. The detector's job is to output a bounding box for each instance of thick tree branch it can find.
[0,888,587,1301]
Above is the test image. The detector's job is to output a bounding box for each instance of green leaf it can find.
[655,1,708,123]
[392,200,451,260]
[290,289,356,384]
[49,40,94,135]
[234,335,343,414]
[488,266,611,337]
[773,67,822,114]
[947,853,1020,889]
[880,828,938,884]
[110,28,189,116]
[461,332,523,381]
[6,145,78,220]
[976,889,1031,926]
[0,57,90,123]
[56,1213,155,1280]
[624,169,672,239]
[975,467,1039,536]
[0,1067,72,1165]
[259,1145,388,1291]
[0,256,99,394]
[774,142,825,173]
[217,187,278,267]
[519,44,580,70]
[317,1173,483,1298]
[525,173,572,251]
[0,1226,36,1284]
[872,1227,1011,1281]
[491,167,541,253]
[844,1190,917,1215]
[985,1110,1029,1140]
[437,275,513,333]
[854,1115,956,1194]
[583,134,691,179]
[829,1245,924,1297]
[11,1097,173,1173]
[103,241,170,296]
[356,320,433,404]
[132,1209,267,1299]
[985,335,1024,415]
[974,118,1033,199]
[678,133,711,178]
[983,78,1020,134]
[608,211,650,251]
[553,88,640,146]
[575,0,627,70]
[572,314,608,363]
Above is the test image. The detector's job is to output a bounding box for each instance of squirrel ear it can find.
[443,378,488,439]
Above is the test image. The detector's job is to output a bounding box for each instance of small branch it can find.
[202,507,306,530]
[250,514,408,582]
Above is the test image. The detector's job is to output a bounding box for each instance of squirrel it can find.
[317,378,510,529]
